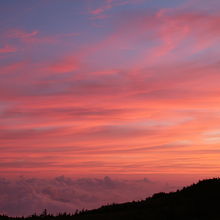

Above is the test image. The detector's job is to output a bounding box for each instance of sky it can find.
[1,0,220,216]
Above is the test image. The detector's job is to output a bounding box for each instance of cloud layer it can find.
[0,176,177,217]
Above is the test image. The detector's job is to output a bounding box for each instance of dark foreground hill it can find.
[1,178,220,220]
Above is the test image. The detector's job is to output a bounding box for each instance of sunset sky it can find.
[1,0,220,216]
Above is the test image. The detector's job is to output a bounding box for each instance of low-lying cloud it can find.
[0,176,178,217]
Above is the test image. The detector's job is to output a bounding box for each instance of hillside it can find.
[1,178,220,220]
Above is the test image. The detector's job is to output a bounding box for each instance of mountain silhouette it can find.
[1,178,220,220]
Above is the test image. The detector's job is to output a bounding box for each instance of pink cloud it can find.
[0,45,17,53]
[1,3,220,183]
[89,0,132,19]
[0,61,25,75]
[90,8,106,15]
[4,29,57,45]
[85,10,220,68]
[47,57,79,73]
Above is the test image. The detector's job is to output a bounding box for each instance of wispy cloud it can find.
[0,0,220,186]
[0,44,17,53]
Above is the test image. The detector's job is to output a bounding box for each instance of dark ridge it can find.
[1,178,220,220]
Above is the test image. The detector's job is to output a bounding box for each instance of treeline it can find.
[1,178,220,220]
